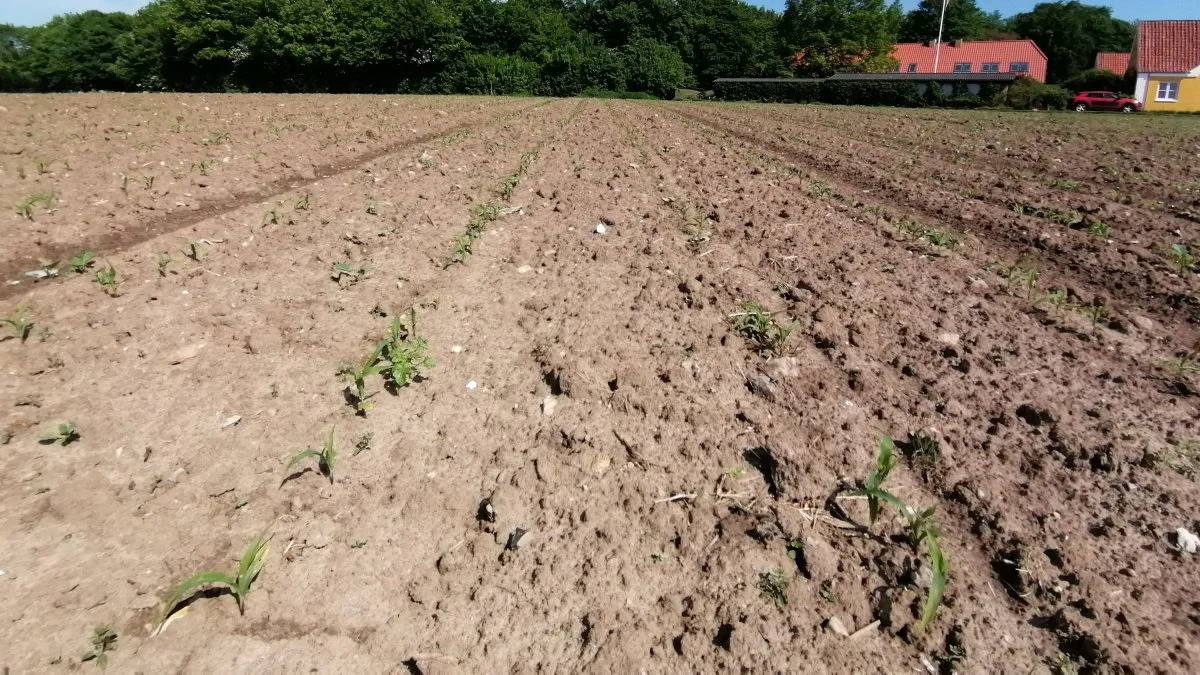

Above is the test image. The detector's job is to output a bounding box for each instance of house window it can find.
[907,63,917,73]
[953,62,972,73]
[981,62,1000,73]
[1156,81,1179,101]
[1009,62,1030,73]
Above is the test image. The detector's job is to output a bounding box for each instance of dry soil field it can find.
[1,94,1198,674]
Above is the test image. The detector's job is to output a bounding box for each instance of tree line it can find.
[0,0,1135,97]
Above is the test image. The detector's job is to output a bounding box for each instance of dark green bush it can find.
[712,79,822,103]
[444,54,539,95]
[990,76,1070,110]
[578,88,657,99]
[820,80,924,107]
[1061,68,1134,95]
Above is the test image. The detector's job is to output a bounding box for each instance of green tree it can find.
[779,0,902,77]
[22,11,134,91]
[622,37,685,97]
[1009,1,1134,84]
[899,0,989,43]
[672,0,785,88]
[0,24,34,91]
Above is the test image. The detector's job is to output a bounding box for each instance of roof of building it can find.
[1094,52,1131,74]
[1136,20,1200,73]
[891,40,1048,82]
[711,73,1021,85]
[826,72,1019,82]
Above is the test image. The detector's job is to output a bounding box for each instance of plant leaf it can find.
[918,534,949,631]
[284,449,320,474]
[159,571,236,626]
[236,535,270,589]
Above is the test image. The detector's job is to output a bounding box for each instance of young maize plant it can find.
[382,309,435,388]
[158,529,270,630]
[852,436,948,632]
[283,427,337,484]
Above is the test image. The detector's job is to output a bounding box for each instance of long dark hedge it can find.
[714,78,1005,107]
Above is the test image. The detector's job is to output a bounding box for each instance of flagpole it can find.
[933,0,949,73]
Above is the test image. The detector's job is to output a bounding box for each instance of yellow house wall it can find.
[1145,76,1200,111]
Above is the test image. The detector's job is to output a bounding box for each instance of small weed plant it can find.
[16,192,54,220]
[331,262,366,285]
[2,305,34,343]
[70,250,97,274]
[284,427,337,484]
[382,309,435,388]
[159,529,270,628]
[1088,220,1111,239]
[759,568,789,607]
[730,302,794,355]
[340,342,386,414]
[94,264,120,295]
[81,625,117,669]
[39,422,79,446]
[1170,244,1195,275]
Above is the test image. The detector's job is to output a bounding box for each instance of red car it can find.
[1071,91,1141,113]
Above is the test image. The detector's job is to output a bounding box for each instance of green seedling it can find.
[382,310,434,388]
[157,252,172,276]
[80,625,117,669]
[785,538,805,562]
[858,436,898,526]
[263,208,279,226]
[340,342,385,414]
[39,422,79,446]
[350,540,367,549]
[651,552,665,563]
[143,175,155,190]
[94,264,120,296]
[1088,220,1111,239]
[921,227,960,249]
[1165,351,1200,377]
[119,174,129,196]
[182,240,207,262]
[849,436,948,631]
[283,427,337,484]
[1170,244,1195,275]
[1051,178,1082,190]
[1001,263,1040,300]
[203,132,231,145]
[2,305,33,343]
[1044,289,1069,315]
[158,529,270,628]
[1078,302,1107,333]
[759,568,789,607]
[806,179,833,198]
[730,302,794,355]
[331,262,366,284]
[16,192,54,220]
[920,531,949,631]
[818,580,839,604]
[366,201,380,216]
[70,250,97,274]
[294,192,311,211]
[723,466,746,478]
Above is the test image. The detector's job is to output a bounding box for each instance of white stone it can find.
[1177,527,1199,554]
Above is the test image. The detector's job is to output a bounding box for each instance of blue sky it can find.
[2,0,1198,27]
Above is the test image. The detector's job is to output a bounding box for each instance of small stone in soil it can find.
[477,499,496,524]
[506,528,528,550]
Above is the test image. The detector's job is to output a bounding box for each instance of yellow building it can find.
[1132,20,1200,112]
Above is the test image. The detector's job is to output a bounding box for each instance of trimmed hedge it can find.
[712,79,822,103]
[713,79,931,107]
[714,77,1053,110]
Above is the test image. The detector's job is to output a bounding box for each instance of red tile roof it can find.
[1136,20,1200,73]
[891,40,1048,83]
[1094,52,1131,74]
